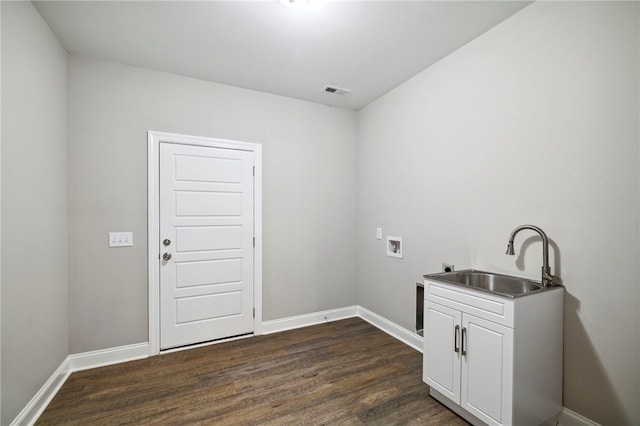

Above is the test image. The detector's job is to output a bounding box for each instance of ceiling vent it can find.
[322,85,351,95]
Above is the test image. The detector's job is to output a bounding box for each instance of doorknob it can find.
[163,239,171,246]
[162,253,172,261]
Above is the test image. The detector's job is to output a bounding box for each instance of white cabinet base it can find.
[430,388,486,425]
[423,278,564,426]
[431,388,559,426]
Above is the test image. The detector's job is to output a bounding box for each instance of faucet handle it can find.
[543,272,562,287]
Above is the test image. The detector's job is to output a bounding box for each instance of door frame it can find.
[147,131,263,356]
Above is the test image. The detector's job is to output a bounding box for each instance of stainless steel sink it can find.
[424,269,554,298]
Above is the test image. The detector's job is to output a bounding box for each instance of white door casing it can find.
[148,131,262,355]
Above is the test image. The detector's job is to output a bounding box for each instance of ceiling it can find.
[33,1,531,110]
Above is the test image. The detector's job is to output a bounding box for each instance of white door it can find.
[159,142,254,350]
[461,314,514,426]
[424,301,462,403]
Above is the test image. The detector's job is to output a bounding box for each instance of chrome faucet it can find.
[506,225,560,287]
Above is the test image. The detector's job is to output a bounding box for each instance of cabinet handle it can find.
[461,327,467,356]
[454,325,460,353]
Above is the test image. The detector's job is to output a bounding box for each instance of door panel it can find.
[176,291,243,323]
[160,142,254,350]
[461,314,513,425]
[175,191,243,217]
[176,259,243,288]
[424,301,462,403]
[174,282,242,298]
[175,226,242,252]
[175,155,243,183]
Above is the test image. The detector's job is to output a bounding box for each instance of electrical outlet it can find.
[109,232,133,247]
[442,263,454,273]
[376,227,382,240]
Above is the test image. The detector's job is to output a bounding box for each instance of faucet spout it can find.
[506,224,558,287]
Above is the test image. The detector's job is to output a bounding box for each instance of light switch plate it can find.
[376,228,382,240]
[109,232,133,247]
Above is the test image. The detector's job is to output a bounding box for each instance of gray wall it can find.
[67,55,357,353]
[356,2,639,425]
[1,2,69,424]
[3,2,640,425]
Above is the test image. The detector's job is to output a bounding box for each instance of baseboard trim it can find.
[12,342,149,426]
[68,342,149,372]
[13,307,600,426]
[558,407,602,426]
[10,357,71,426]
[357,306,424,353]
[259,305,423,353]
[260,305,359,335]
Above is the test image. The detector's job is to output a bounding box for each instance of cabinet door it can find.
[423,301,462,404]
[461,314,514,426]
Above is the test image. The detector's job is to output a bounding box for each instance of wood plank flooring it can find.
[36,318,467,425]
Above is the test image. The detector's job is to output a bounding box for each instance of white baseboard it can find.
[11,342,149,426]
[260,305,358,335]
[68,342,149,372]
[357,306,423,353]
[558,407,602,426]
[10,357,71,426]
[13,307,599,426]
[259,305,423,353]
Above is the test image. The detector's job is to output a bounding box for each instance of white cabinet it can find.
[423,279,563,426]
[425,302,513,425]
[461,311,513,424]
[424,302,461,402]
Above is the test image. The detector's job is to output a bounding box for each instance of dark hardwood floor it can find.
[36,318,467,425]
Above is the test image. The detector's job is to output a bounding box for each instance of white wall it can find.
[1,2,69,424]
[67,55,357,353]
[356,2,639,425]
